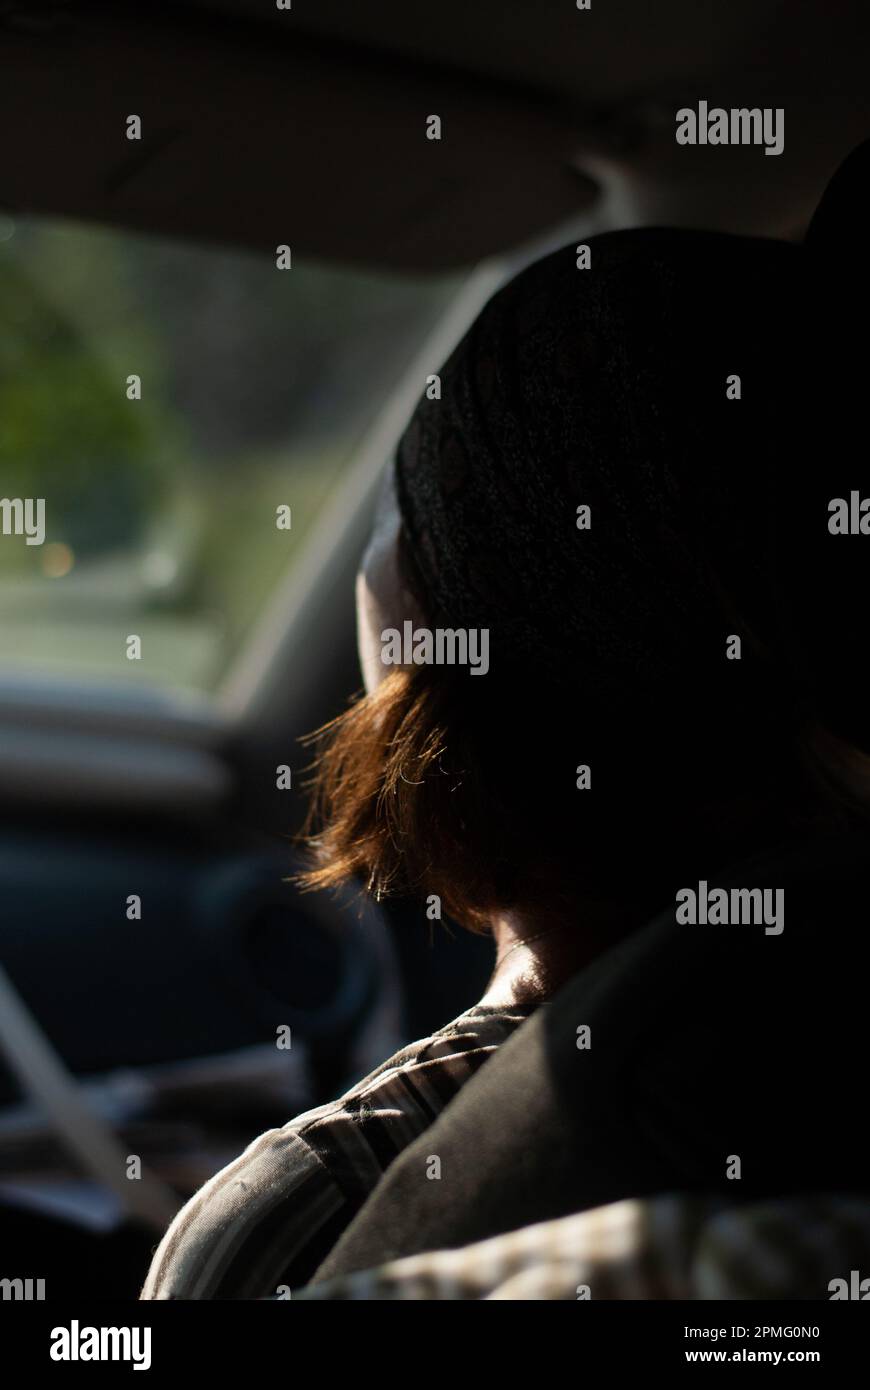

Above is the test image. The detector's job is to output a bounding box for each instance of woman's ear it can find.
[357,465,426,693]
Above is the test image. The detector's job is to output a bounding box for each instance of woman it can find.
[142,143,870,1299]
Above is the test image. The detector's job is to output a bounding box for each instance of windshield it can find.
[0,215,454,692]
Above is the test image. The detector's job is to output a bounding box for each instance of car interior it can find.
[2,0,870,1312]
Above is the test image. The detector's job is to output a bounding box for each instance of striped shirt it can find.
[141,1003,531,1299]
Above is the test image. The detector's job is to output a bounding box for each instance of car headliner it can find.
[1,1,869,267]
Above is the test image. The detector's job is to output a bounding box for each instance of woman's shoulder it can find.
[377,999,535,1070]
[293,1000,536,1132]
[141,1000,534,1299]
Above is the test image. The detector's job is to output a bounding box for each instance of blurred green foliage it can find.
[0,257,173,565]
[0,217,453,686]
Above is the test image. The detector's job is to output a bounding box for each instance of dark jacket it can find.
[314,831,870,1281]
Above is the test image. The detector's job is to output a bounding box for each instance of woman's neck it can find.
[480,906,634,1008]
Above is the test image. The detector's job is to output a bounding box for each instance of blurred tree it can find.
[0,257,173,567]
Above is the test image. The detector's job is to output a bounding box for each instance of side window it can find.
[0,215,453,689]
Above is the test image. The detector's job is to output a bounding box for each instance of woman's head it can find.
[302,147,870,932]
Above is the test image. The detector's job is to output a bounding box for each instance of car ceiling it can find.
[1,1,869,268]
